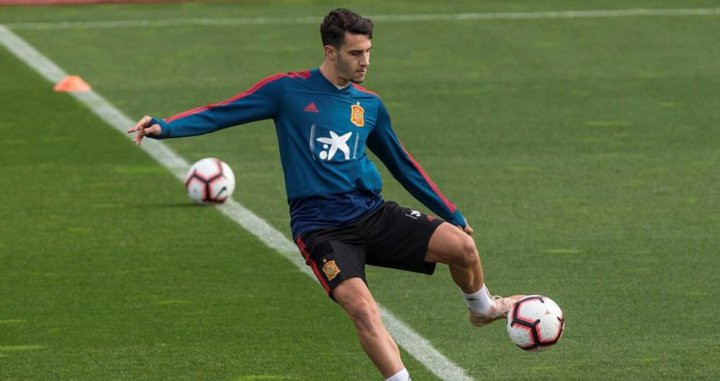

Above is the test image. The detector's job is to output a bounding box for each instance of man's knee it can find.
[344,298,382,333]
[427,223,480,266]
[454,234,479,267]
[333,279,383,334]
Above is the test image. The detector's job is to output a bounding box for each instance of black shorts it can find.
[294,201,445,296]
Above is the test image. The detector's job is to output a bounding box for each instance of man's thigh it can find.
[359,201,443,274]
[296,227,367,296]
[425,221,475,264]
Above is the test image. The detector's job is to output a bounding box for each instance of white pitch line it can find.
[4,7,720,30]
[0,25,473,381]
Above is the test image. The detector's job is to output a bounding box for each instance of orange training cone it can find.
[54,75,91,92]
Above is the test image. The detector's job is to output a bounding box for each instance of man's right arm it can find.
[128,73,286,144]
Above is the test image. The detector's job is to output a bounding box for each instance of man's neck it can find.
[319,61,350,88]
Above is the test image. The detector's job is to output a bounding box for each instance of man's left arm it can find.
[367,102,468,230]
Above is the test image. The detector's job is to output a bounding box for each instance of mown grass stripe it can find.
[4,8,720,30]
[0,320,25,324]
[0,345,45,352]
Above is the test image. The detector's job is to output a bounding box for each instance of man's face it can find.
[333,32,372,84]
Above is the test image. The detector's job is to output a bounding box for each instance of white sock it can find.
[386,368,411,381]
[462,284,494,314]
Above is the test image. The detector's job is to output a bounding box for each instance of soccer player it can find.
[128,8,523,381]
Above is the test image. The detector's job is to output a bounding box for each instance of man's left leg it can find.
[425,222,524,326]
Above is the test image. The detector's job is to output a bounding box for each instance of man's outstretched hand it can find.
[127,115,161,145]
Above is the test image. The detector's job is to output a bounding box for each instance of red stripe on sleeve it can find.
[402,145,457,214]
[164,72,290,123]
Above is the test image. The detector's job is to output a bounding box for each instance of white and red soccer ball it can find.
[507,295,565,351]
[184,158,235,204]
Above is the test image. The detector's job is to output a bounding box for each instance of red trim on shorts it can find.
[295,237,332,295]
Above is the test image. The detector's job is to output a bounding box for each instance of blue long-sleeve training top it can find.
[149,68,466,238]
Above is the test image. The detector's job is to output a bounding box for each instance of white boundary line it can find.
[0,25,473,381]
[4,7,720,30]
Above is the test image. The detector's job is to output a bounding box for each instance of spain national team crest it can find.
[322,260,341,281]
[350,102,364,127]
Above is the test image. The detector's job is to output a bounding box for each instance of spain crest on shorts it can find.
[350,102,364,127]
[322,260,341,281]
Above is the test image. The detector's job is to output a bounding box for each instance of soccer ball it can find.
[506,295,565,351]
[184,158,235,204]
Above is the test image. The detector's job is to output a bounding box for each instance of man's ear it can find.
[324,45,337,61]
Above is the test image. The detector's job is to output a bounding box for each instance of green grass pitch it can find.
[1,1,719,379]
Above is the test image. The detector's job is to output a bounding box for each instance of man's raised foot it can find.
[469,295,526,327]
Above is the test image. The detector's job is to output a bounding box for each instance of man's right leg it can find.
[332,277,406,380]
[296,227,410,380]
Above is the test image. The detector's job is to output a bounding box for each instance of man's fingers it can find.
[127,115,151,133]
[126,115,160,146]
[135,115,151,130]
[133,127,146,145]
[132,123,161,145]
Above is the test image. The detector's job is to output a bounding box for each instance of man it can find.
[128,8,523,381]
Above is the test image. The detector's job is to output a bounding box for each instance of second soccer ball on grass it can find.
[184,158,235,204]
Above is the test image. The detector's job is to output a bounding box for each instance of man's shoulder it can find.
[351,83,384,109]
[285,70,312,80]
[257,70,312,87]
[352,83,380,98]
[240,70,312,101]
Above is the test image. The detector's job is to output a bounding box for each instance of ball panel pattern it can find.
[507,295,564,351]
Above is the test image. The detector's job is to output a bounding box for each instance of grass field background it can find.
[1,1,719,379]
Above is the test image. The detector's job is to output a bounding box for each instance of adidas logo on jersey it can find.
[304,102,319,113]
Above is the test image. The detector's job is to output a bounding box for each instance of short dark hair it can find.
[320,8,373,48]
